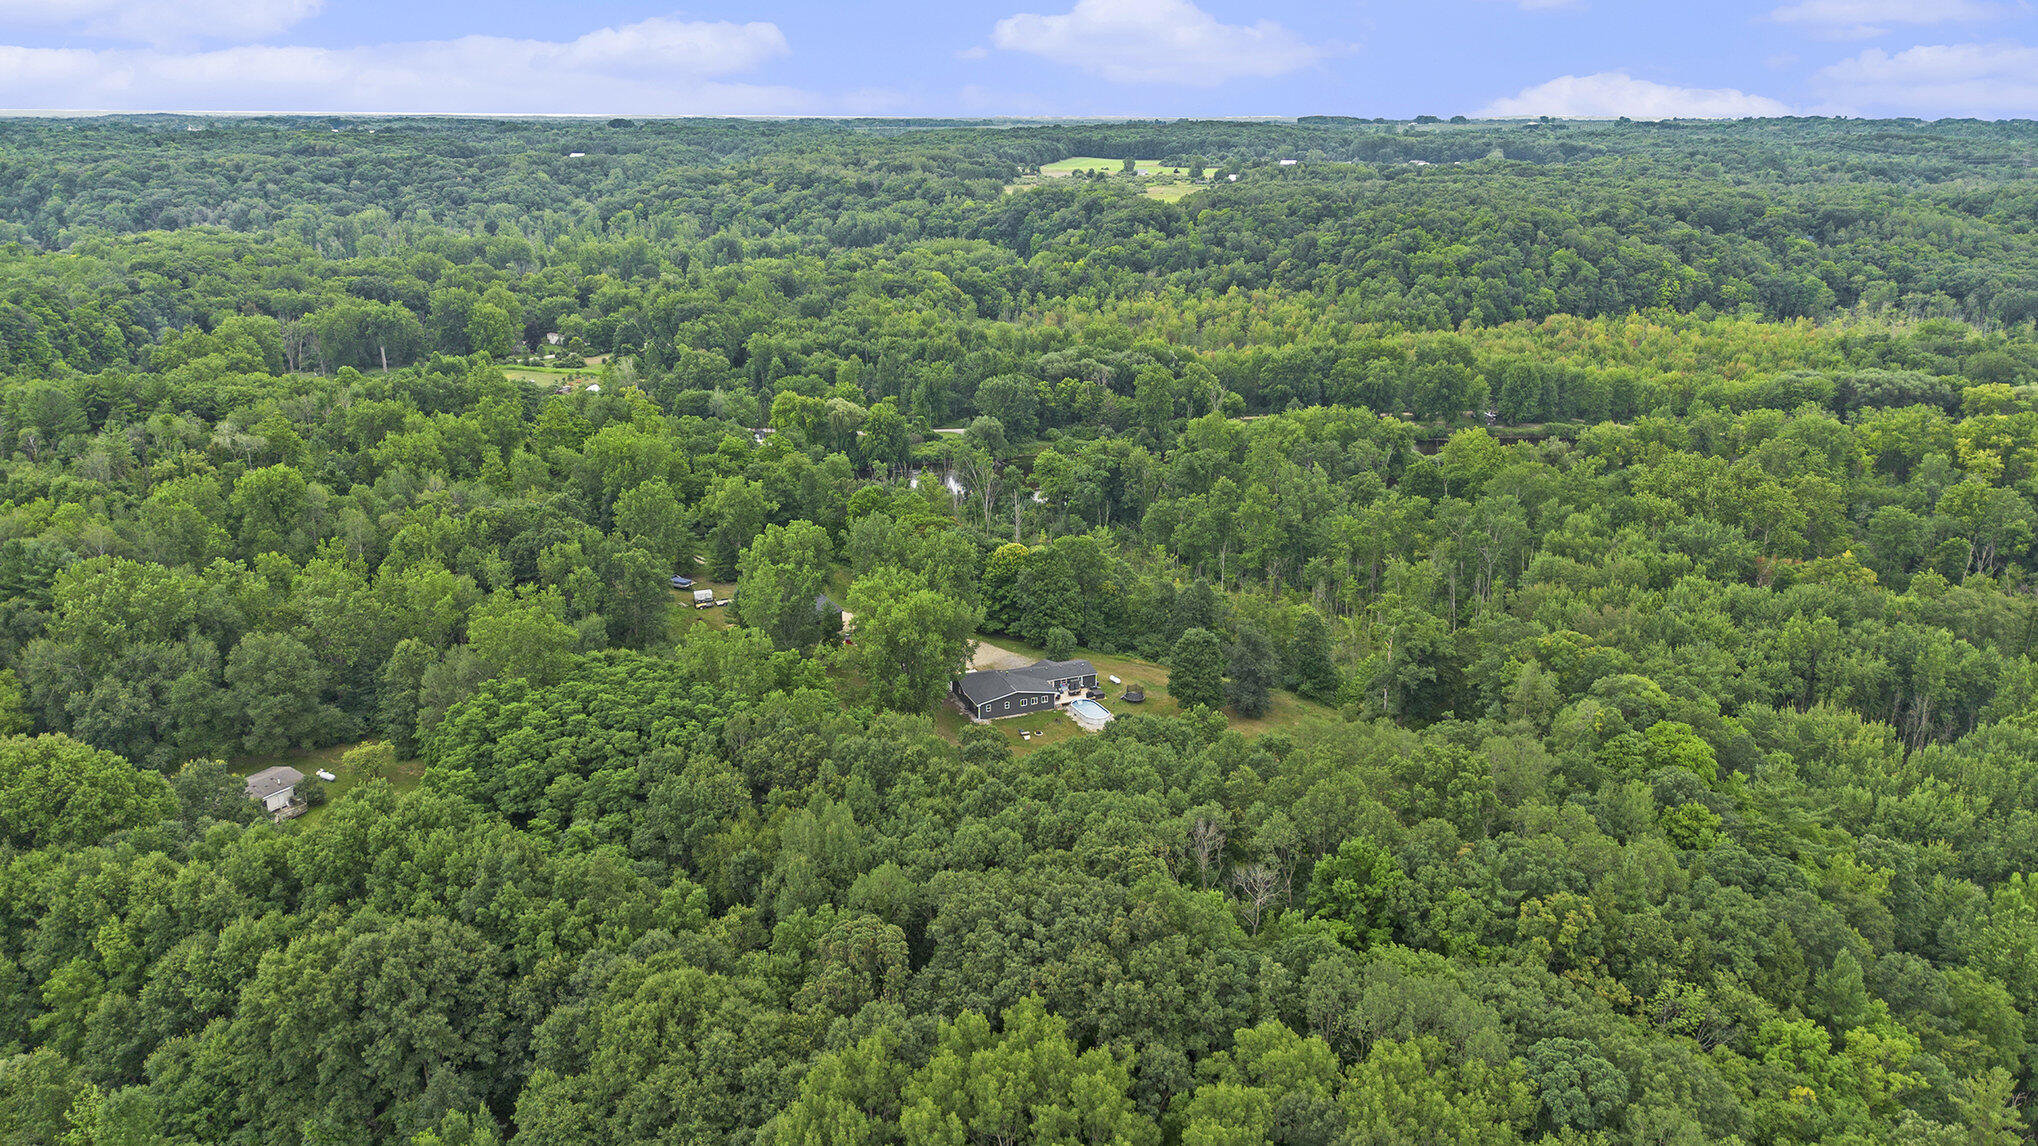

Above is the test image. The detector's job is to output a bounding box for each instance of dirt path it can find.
[968,638,1036,672]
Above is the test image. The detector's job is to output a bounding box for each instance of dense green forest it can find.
[2,114,2038,1144]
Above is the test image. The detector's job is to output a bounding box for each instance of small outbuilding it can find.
[245,766,304,814]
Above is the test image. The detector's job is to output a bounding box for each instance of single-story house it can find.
[245,766,304,814]
[953,659,1098,720]
[814,594,849,639]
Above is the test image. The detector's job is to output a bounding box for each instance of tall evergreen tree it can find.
[1171,579,1221,642]
[1288,611,1340,703]
[1227,622,1278,718]
[1169,627,1226,711]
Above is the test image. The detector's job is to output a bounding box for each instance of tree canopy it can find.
[0,113,2036,1144]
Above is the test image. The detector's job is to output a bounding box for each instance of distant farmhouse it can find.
[244,766,303,816]
[953,659,1099,720]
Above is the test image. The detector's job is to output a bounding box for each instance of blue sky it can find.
[0,0,2033,118]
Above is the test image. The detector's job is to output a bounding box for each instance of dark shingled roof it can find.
[954,659,1095,707]
[244,765,303,801]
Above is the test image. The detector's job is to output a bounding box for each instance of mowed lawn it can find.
[669,575,739,632]
[1004,157,1204,203]
[1038,156,1189,177]
[954,634,1338,756]
[230,741,426,828]
[502,363,602,387]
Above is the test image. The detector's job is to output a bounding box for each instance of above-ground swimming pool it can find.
[1068,699,1113,729]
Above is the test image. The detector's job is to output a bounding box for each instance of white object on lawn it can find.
[316,770,337,782]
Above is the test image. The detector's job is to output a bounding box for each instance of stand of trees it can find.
[0,115,2034,1143]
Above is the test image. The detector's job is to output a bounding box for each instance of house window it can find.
[1003,700,1011,711]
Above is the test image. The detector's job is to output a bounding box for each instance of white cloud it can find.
[0,0,323,45]
[1478,72,1794,118]
[1471,0,1585,10]
[1764,0,2006,40]
[991,0,1323,85]
[1814,41,2038,116]
[0,17,805,114]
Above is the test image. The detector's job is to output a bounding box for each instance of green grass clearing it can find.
[1038,156,1188,177]
[1008,158,1203,200]
[497,362,582,375]
[505,367,601,387]
[670,575,739,633]
[825,563,855,603]
[230,741,426,829]
[999,708,1089,757]
[962,634,1337,755]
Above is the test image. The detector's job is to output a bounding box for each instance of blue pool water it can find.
[1068,699,1111,721]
